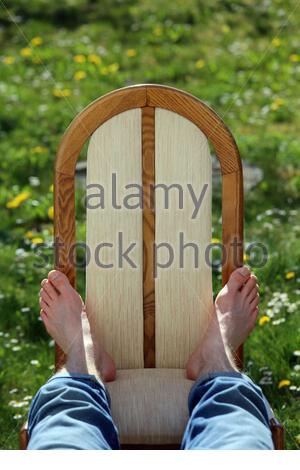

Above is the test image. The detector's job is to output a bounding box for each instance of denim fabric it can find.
[181,372,274,449]
[28,371,273,450]
[28,372,120,449]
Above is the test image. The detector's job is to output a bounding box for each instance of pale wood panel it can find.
[155,108,214,368]
[85,109,144,369]
[146,85,241,175]
[56,86,146,175]
[106,369,193,445]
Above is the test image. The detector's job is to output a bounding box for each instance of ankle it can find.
[63,336,100,378]
[64,353,101,377]
[200,345,237,376]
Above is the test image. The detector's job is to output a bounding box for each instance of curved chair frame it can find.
[54,84,244,367]
[20,84,284,449]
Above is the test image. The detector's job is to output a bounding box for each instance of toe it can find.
[247,287,259,303]
[39,298,50,314]
[41,278,47,287]
[253,306,259,316]
[248,307,259,331]
[40,310,51,332]
[227,266,251,291]
[48,270,70,294]
[40,308,46,317]
[250,294,260,310]
[40,288,52,305]
[241,275,258,298]
[43,280,58,300]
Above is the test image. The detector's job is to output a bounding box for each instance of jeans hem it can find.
[46,371,111,404]
[48,371,103,383]
[189,371,275,421]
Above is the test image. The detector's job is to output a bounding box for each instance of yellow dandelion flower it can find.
[221,24,231,34]
[25,231,34,239]
[31,237,44,245]
[6,191,31,209]
[275,97,284,106]
[47,206,54,220]
[126,49,137,57]
[100,66,109,75]
[108,62,119,73]
[211,238,221,244]
[49,184,54,193]
[20,48,32,57]
[153,26,162,36]
[31,146,47,154]
[30,37,43,47]
[243,253,250,262]
[53,88,71,98]
[259,315,270,326]
[278,379,290,389]
[88,54,101,65]
[3,56,15,65]
[195,59,205,69]
[73,54,86,63]
[271,37,281,47]
[270,97,284,111]
[271,103,279,111]
[289,54,299,63]
[285,271,296,280]
[32,57,42,64]
[74,70,86,81]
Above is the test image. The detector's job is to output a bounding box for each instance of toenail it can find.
[50,272,60,279]
[240,266,250,276]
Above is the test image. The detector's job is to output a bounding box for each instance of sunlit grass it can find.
[0,0,299,449]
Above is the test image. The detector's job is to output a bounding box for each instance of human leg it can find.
[28,270,119,450]
[182,267,274,450]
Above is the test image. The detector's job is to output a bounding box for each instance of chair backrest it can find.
[54,84,243,370]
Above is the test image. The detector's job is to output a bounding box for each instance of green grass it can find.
[0,0,299,449]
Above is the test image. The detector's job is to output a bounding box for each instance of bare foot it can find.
[39,270,116,382]
[215,266,260,351]
[186,266,260,380]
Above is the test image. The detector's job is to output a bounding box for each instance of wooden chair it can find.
[20,84,284,449]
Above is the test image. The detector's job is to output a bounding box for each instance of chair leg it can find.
[20,421,29,450]
[270,417,284,449]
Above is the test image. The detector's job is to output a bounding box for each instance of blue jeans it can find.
[27,371,274,450]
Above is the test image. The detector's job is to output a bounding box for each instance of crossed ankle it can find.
[65,354,101,377]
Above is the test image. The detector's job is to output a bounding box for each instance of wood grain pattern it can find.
[146,85,241,176]
[20,421,29,449]
[53,85,244,369]
[142,107,155,368]
[55,84,241,177]
[56,86,147,176]
[54,171,76,369]
[270,418,285,450]
[21,84,284,449]
[106,369,193,445]
[155,109,214,368]
[85,109,144,369]
[221,170,244,368]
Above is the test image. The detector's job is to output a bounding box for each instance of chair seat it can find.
[106,369,194,446]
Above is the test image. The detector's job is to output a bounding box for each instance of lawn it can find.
[0,0,299,449]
